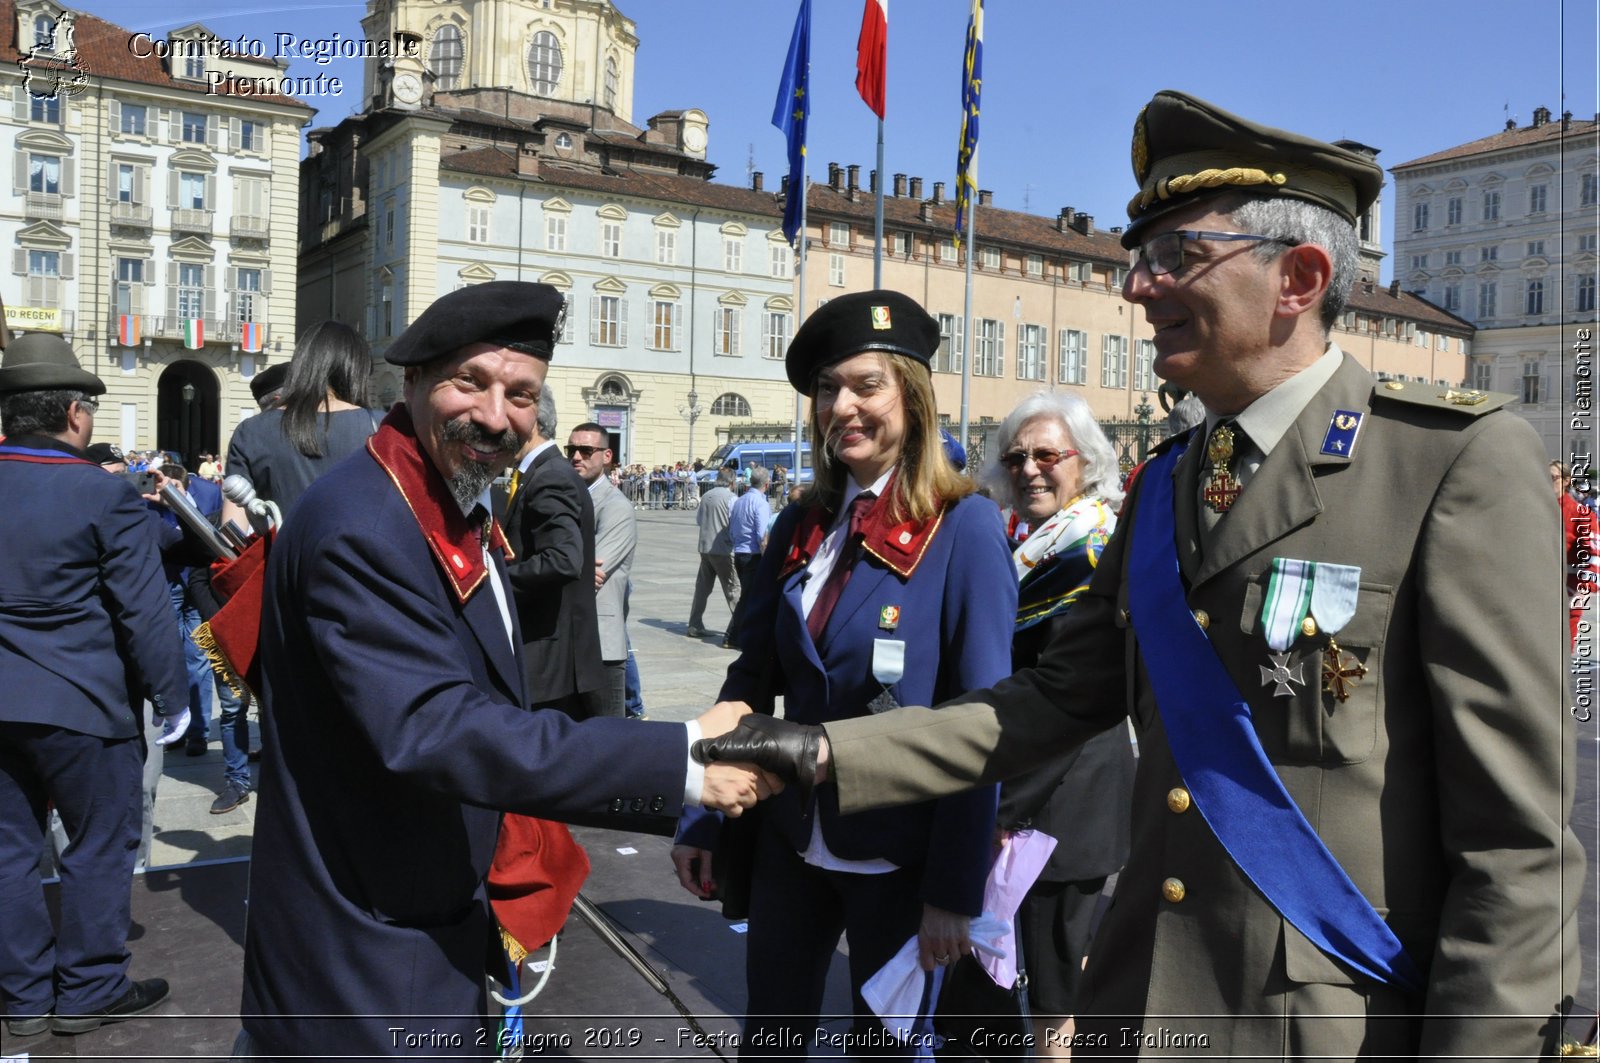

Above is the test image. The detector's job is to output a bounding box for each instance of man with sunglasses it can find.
[568,422,636,717]
[699,91,1579,1056]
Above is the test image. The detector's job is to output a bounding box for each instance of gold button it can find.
[1300,616,1318,637]
[1192,609,1209,631]
[1384,381,1405,391]
[1166,787,1191,813]
[1161,877,1186,903]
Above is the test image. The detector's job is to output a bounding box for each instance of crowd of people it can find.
[0,87,1589,1062]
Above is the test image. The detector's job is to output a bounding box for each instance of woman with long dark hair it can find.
[222,321,376,526]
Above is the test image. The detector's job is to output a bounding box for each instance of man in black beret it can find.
[0,334,188,1039]
[700,90,1580,1056]
[235,282,770,1059]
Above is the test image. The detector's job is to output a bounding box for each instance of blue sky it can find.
[74,1,1600,281]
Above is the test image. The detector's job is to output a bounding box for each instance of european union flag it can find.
[954,0,983,244]
[773,0,811,247]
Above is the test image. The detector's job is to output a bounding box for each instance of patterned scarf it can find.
[1012,495,1116,632]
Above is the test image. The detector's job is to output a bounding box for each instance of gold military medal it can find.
[1202,424,1242,513]
[1321,638,1367,702]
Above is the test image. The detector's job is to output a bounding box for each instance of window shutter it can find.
[589,295,600,344]
[995,321,1005,377]
[59,252,74,279]
[229,117,240,153]
[143,257,155,283]
[618,299,629,346]
[167,280,178,321]
[208,117,221,151]
[262,269,272,291]
[133,166,146,205]
[105,159,117,200]
[61,157,73,196]
[672,302,682,351]
[205,175,216,209]
[204,278,217,318]
[225,266,238,291]
[13,152,26,194]
[167,170,179,208]
[165,109,177,143]
[12,86,26,122]
[12,249,26,275]
[107,99,120,133]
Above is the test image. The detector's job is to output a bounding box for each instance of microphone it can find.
[222,474,281,534]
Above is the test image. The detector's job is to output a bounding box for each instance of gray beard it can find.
[440,417,519,510]
[447,461,499,512]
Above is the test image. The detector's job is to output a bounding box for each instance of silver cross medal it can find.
[1259,653,1305,697]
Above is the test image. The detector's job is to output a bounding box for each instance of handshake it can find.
[689,704,830,814]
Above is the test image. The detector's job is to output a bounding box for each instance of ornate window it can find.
[604,57,618,110]
[430,24,463,90]
[710,393,751,417]
[527,31,563,95]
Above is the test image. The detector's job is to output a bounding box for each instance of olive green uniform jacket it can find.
[827,354,1582,1059]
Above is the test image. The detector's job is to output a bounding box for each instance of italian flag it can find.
[855,0,887,118]
[183,318,204,349]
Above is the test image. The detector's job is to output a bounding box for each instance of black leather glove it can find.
[693,715,822,805]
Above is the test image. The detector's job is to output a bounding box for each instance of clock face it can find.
[683,125,706,153]
[393,72,423,104]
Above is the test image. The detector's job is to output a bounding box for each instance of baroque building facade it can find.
[1391,106,1598,458]
[0,0,310,460]
[299,0,1468,470]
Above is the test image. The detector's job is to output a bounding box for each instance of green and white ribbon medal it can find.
[1261,558,1315,652]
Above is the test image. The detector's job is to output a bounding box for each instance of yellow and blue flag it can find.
[954,0,983,244]
[773,0,811,247]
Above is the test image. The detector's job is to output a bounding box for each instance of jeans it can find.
[216,684,252,789]
[169,582,211,742]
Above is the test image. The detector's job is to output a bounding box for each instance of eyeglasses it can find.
[76,396,99,413]
[1000,447,1079,471]
[1130,230,1298,276]
[565,444,604,459]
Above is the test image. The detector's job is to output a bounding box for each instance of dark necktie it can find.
[806,492,875,643]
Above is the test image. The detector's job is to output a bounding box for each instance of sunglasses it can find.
[565,444,604,459]
[1000,447,1079,471]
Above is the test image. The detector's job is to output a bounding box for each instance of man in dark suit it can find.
[504,388,606,717]
[0,334,189,1038]
[702,92,1581,1057]
[235,282,768,1060]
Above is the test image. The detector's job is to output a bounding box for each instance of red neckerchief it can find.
[781,471,947,580]
[366,404,512,606]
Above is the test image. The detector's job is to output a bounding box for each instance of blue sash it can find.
[1128,443,1422,993]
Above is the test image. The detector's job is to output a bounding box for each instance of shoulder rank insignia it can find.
[1372,381,1513,417]
[1319,410,1363,458]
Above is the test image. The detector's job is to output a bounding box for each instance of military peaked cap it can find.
[1122,90,1384,248]
[785,289,939,393]
[384,281,566,367]
[0,332,104,395]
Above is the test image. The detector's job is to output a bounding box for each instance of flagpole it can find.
[793,174,808,482]
[959,196,974,454]
[873,119,884,288]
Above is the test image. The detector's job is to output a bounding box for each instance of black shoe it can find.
[52,978,170,1034]
[686,626,707,638]
[721,638,735,649]
[184,736,208,757]
[247,746,262,762]
[6,1013,50,1037]
[210,781,250,815]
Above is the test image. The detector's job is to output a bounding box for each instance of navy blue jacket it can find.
[683,492,1015,915]
[241,416,691,1058]
[0,437,185,736]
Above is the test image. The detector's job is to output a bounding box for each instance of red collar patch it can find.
[781,475,947,580]
[366,405,511,606]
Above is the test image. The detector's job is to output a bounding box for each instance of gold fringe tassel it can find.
[191,621,253,701]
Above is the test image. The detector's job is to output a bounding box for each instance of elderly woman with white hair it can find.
[983,390,1136,1058]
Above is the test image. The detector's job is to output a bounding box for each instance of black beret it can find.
[383,281,566,367]
[0,332,104,395]
[784,289,939,393]
[249,362,289,403]
[1122,90,1384,249]
[86,442,125,466]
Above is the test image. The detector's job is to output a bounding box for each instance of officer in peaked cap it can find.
[384,280,566,367]
[696,89,1578,1058]
[783,288,938,394]
[0,330,188,1037]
